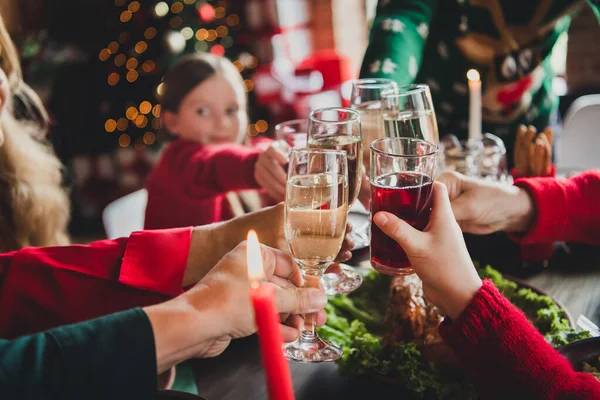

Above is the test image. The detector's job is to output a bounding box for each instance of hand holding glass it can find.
[370,138,438,276]
[283,148,348,362]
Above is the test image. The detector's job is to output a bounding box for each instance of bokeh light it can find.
[119,134,131,147]
[140,101,152,114]
[105,119,117,132]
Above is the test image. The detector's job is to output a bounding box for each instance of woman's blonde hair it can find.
[0,15,70,251]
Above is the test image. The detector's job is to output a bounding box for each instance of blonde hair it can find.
[0,15,70,252]
[161,53,248,142]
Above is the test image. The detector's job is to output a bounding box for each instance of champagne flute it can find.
[276,118,362,295]
[275,119,308,149]
[307,107,363,295]
[381,84,440,145]
[348,79,398,259]
[283,148,348,362]
[350,78,398,171]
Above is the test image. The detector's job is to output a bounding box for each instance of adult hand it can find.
[145,242,328,373]
[372,182,482,320]
[254,141,289,202]
[437,172,535,235]
[184,203,354,286]
[220,203,354,264]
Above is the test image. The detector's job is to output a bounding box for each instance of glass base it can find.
[370,260,415,276]
[322,265,363,295]
[283,334,343,363]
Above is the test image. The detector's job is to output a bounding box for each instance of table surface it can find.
[189,244,600,400]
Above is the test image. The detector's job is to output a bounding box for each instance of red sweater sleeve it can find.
[0,227,192,339]
[439,280,600,399]
[177,140,262,193]
[512,171,600,245]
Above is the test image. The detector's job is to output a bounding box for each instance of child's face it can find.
[165,72,244,145]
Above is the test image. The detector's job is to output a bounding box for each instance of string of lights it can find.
[99,0,261,149]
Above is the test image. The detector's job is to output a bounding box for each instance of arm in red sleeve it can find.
[185,143,263,192]
[439,280,600,399]
[513,171,600,245]
[0,227,192,339]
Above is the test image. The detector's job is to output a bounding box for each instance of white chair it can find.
[102,189,148,239]
[557,94,600,173]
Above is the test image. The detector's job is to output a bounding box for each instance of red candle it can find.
[247,230,295,400]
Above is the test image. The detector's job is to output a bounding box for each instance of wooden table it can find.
[189,244,600,400]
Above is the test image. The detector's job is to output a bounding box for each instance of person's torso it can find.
[419,0,584,141]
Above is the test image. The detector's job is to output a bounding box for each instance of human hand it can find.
[372,182,482,319]
[228,203,354,262]
[183,203,355,286]
[254,141,289,202]
[436,171,535,235]
[146,242,328,373]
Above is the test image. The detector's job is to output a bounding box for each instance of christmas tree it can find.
[98,0,260,150]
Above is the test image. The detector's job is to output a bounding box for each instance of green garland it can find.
[318,266,590,400]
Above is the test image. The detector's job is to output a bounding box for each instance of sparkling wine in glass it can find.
[307,107,362,205]
[306,107,363,295]
[283,148,348,362]
[350,78,397,171]
[382,84,440,145]
[370,138,438,275]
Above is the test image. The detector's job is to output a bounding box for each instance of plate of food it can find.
[318,265,590,398]
[559,337,600,381]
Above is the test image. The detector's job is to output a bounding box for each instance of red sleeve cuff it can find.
[119,227,193,297]
[509,176,567,244]
[439,280,518,348]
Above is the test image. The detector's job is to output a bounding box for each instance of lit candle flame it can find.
[467,69,480,82]
[247,230,264,282]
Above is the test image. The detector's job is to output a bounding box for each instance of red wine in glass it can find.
[370,172,433,275]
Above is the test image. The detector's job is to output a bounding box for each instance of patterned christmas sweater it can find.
[360,0,600,160]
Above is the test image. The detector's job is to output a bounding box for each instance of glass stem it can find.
[301,267,324,339]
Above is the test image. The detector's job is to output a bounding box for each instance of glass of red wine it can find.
[370,137,438,275]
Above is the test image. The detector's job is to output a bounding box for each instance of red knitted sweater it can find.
[441,171,600,399]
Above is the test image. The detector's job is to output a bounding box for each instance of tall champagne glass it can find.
[283,148,348,362]
[381,84,440,145]
[306,107,363,295]
[276,118,362,295]
[350,78,398,171]
[275,119,308,149]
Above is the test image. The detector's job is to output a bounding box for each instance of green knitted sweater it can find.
[360,0,599,156]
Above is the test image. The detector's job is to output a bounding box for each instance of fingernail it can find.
[309,289,328,309]
[374,212,388,226]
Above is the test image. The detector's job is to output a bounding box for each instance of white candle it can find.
[467,69,482,141]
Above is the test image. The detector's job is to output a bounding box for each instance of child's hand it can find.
[255,141,289,202]
[372,182,482,319]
